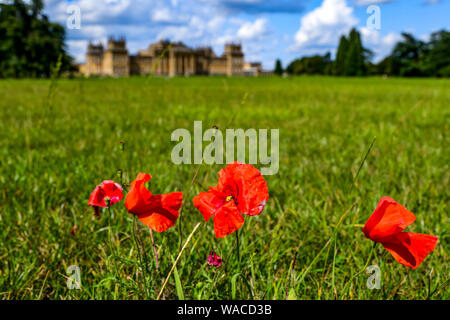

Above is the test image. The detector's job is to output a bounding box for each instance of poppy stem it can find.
[235,230,240,265]
[107,207,119,280]
[132,215,150,298]
[178,207,183,253]
[149,229,160,271]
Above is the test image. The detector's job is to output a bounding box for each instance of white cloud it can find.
[293,0,358,50]
[67,40,89,62]
[156,16,208,41]
[360,27,401,62]
[237,18,268,40]
[382,32,401,47]
[152,8,172,22]
[290,0,401,62]
[208,16,226,31]
[214,34,235,46]
[419,33,431,42]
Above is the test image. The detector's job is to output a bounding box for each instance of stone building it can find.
[80,38,253,77]
[80,43,103,76]
[102,38,129,76]
[243,62,263,76]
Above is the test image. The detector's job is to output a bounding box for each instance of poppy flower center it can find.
[226,195,233,202]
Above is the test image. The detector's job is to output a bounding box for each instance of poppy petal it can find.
[213,200,244,238]
[216,164,239,197]
[100,180,124,205]
[381,232,439,269]
[88,180,124,208]
[221,162,269,216]
[137,193,183,232]
[88,185,106,208]
[125,173,153,213]
[363,196,416,241]
[193,190,225,222]
[125,173,182,232]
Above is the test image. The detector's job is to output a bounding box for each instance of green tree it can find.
[286,53,332,75]
[371,56,392,75]
[274,59,283,76]
[425,30,450,77]
[389,33,427,77]
[0,0,73,78]
[344,28,366,76]
[334,35,349,76]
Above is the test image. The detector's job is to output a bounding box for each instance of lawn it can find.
[0,76,448,299]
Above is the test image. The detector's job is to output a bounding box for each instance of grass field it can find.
[0,76,448,300]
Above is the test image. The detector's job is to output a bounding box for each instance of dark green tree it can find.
[425,30,450,77]
[371,56,392,75]
[389,33,427,77]
[286,53,332,75]
[334,35,349,76]
[0,0,73,78]
[274,59,283,76]
[344,28,366,76]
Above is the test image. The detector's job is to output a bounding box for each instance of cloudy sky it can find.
[44,0,449,68]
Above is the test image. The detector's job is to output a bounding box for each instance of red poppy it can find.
[207,251,223,268]
[193,162,269,238]
[88,180,124,218]
[125,173,183,232]
[363,196,438,269]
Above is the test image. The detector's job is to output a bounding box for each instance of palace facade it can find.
[79,38,262,77]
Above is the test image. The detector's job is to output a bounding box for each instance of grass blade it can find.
[171,255,184,300]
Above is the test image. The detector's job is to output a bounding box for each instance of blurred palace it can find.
[79,37,269,77]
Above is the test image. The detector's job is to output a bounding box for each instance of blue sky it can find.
[43,0,449,68]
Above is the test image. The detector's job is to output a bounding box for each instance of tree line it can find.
[276,28,450,77]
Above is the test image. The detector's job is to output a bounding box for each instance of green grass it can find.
[0,76,448,300]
